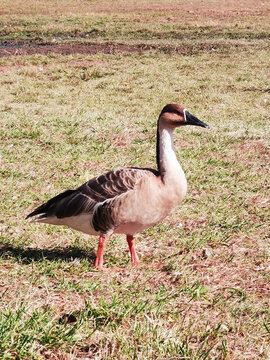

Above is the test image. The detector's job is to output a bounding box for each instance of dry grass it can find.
[1,0,270,16]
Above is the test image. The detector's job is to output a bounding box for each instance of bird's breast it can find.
[112,174,187,235]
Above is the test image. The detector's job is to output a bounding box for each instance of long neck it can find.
[156,120,183,179]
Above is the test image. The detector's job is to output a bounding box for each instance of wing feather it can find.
[26,167,158,221]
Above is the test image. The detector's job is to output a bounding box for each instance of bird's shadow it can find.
[0,244,96,264]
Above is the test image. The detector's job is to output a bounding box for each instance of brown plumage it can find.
[27,104,209,269]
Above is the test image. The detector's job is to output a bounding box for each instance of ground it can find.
[0,0,270,359]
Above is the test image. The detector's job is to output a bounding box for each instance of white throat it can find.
[158,123,183,178]
[157,122,187,202]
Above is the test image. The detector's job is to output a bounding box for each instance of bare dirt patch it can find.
[0,42,151,58]
[237,139,270,157]
[110,131,153,148]
[230,139,270,166]
[183,236,270,297]
[0,40,258,58]
[205,139,270,168]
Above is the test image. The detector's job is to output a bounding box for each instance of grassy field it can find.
[0,0,270,359]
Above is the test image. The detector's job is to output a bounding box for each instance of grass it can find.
[0,0,270,359]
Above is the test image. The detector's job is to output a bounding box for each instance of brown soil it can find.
[0,40,255,58]
[0,42,153,58]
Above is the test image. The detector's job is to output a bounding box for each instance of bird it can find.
[26,104,209,270]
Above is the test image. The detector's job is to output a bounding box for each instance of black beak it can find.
[185,110,210,129]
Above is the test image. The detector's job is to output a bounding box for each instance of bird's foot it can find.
[131,258,140,267]
[94,257,104,270]
[94,263,104,271]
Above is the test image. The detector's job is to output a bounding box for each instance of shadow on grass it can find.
[0,244,96,264]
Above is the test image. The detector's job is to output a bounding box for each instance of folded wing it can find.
[26,167,158,222]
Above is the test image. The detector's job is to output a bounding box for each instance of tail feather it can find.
[28,214,48,223]
[26,189,76,220]
[26,204,49,219]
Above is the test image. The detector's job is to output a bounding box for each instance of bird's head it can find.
[159,103,209,129]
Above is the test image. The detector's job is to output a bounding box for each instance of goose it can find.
[26,104,209,269]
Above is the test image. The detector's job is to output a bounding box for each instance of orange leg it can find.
[126,235,140,266]
[94,236,107,270]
